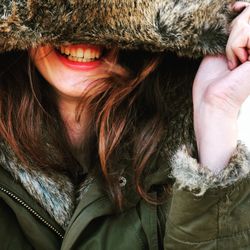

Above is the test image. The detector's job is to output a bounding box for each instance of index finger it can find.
[232,2,250,12]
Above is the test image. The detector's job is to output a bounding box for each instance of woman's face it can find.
[31,44,115,99]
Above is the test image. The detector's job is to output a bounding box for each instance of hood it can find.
[0,0,246,57]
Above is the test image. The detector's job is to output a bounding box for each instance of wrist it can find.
[194,105,238,173]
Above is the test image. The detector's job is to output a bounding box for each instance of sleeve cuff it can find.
[170,141,250,196]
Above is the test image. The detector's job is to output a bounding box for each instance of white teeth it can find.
[60,46,102,62]
[94,51,99,59]
[84,49,91,59]
[90,50,95,59]
[65,47,70,55]
[60,46,65,54]
[94,51,101,59]
[66,55,95,62]
[71,48,76,57]
[76,48,84,58]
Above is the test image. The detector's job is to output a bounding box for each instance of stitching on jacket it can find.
[166,226,250,245]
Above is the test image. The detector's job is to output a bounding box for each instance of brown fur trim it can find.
[171,142,250,195]
[0,141,75,229]
[0,0,248,56]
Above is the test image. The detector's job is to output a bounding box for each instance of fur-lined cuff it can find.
[171,142,250,196]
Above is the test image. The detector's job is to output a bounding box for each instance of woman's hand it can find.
[193,2,250,173]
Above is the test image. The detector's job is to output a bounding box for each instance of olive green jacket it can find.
[1,1,250,250]
[1,138,250,250]
[1,88,250,250]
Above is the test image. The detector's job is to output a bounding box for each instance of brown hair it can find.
[0,49,199,208]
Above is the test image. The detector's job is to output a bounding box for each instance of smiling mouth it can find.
[55,44,106,63]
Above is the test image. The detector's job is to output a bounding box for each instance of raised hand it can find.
[193,2,250,173]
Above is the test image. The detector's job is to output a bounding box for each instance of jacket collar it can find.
[0,139,141,229]
[0,163,65,235]
[0,140,75,229]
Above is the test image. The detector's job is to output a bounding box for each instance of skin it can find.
[32,3,250,173]
[194,1,250,172]
[31,46,116,148]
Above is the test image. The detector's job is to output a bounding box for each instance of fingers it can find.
[232,1,250,12]
[226,23,250,69]
[227,3,250,70]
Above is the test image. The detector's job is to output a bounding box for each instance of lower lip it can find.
[55,49,102,71]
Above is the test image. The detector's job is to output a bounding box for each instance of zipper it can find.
[0,185,64,239]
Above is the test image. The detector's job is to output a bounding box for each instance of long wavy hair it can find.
[0,48,199,208]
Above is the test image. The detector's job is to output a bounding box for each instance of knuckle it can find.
[232,45,242,54]
[228,25,250,50]
[228,43,239,55]
[204,84,240,111]
[230,42,238,52]
[204,85,222,101]
[204,85,223,104]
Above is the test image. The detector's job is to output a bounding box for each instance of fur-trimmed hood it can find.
[0,0,248,57]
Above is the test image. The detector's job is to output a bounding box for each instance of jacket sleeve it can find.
[164,141,250,249]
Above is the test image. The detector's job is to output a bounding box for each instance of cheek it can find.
[31,47,95,98]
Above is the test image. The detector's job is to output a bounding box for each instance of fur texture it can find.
[0,141,75,229]
[171,142,250,196]
[0,0,249,57]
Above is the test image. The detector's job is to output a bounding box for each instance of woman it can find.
[1,1,250,249]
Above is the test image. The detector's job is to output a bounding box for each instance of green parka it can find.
[1,0,250,249]
[1,136,250,250]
